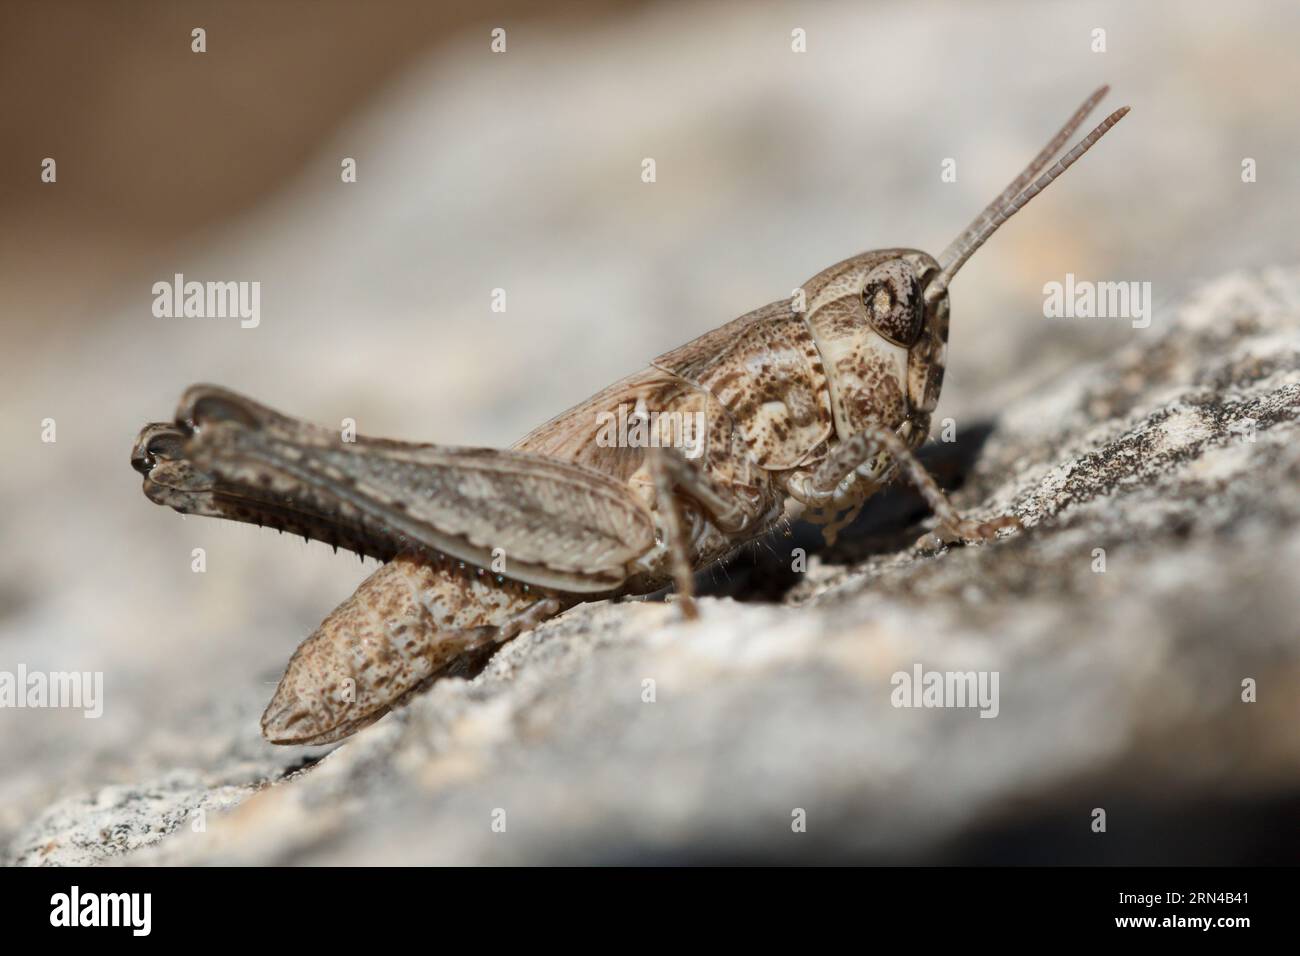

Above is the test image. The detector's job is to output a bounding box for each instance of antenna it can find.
[937,85,1111,268]
[925,89,1130,304]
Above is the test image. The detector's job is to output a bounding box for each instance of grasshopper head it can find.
[801,88,1128,452]
[800,248,947,450]
[861,251,949,423]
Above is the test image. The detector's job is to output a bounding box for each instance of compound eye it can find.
[862,260,924,347]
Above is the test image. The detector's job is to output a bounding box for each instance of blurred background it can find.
[2,0,1298,859]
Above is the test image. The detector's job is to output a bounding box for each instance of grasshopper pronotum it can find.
[131,87,1128,745]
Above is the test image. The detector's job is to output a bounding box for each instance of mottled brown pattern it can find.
[862,259,924,347]
[261,554,562,745]
[653,300,833,470]
[131,88,1127,745]
[908,295,949,415]
[521,363,780,579]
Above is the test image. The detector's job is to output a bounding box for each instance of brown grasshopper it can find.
[131,87,1128,746]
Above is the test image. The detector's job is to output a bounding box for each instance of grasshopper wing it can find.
[140,386,657,593]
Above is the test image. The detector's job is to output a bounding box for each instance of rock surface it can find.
[7,1,1300,867]
[8,268,1299,866]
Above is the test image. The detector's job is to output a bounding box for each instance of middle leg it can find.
[644,446,772,619]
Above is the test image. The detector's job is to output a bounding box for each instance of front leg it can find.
[788,422,1020,547]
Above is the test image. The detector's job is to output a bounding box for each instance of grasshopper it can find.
[131,87,1128,745]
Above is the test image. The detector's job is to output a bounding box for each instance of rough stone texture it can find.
[6,0,1300,868]
[8,267,1299,866]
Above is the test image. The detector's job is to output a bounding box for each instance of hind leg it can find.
[262,554,567,745]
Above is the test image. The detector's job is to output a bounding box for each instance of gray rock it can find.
[10,267,1298,866]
